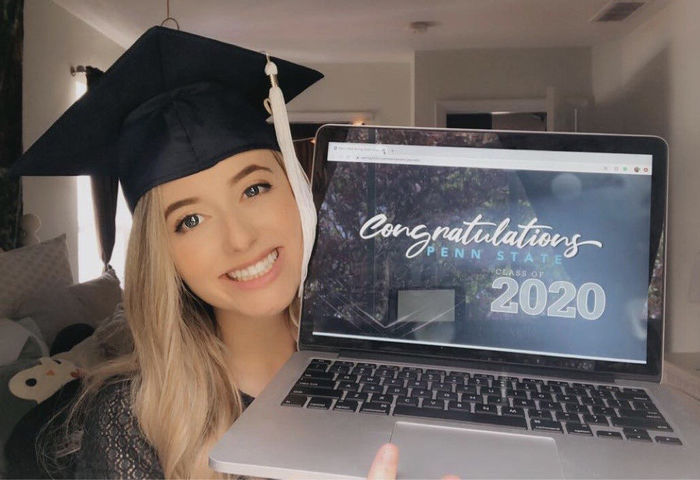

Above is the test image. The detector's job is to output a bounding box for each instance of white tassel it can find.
[264,56,317,298]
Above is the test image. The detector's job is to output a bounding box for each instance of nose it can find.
[221,211,257,253]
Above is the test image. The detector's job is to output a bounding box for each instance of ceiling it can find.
[52,0,670,62]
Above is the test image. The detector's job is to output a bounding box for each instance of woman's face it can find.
[160,149,303,319]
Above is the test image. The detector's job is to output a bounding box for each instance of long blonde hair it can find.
[59,152,301,478]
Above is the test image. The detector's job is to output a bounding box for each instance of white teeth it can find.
[226,249,278,282]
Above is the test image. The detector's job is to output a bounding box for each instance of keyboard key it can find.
[301,371,335,381]
[444,374,466,384]
[532,392,553,401]
[333,400,358,412]
[432,383,454,392]
[612,416,672,431]
[402,366,424,373]
[507,389,528,398]
[555,412,580,423]
[631,401,659,412]
[422,399,445,410]
[582,414,609,426]
[655,436,682,445]
[482,387,500,396]
[407,380,428,389]
[447,401,471,412]
[328,365,352,374]
[592,406,615,416]
[360,402,391,415]
[461,393,481,402]
[456,385,478,394]
[336,374,358,383]
[353,367,374,376]
[486,395,507,405]
[565,403,589,414]
[356,362,377,369]
[618,408,664,420]
[394,405,527,429]
[426,368,447,376]
[502,406,525,417]
[333,361,355,367]
[360,375,381,384]
[396,396,419,407]
[296,379,336,388]
[386,386,408,396]
[616,391,650,402]
[539,400,560,410]
[623,428,652,442]
[290,386,342,398]
[474,403,497,414]
[512,399,536,408]
[410,388,433,399]
[528,409,553,419]
[361,384,383,393]
[384,378,405,387]
[596,430,623,439]
[530,418,563,432]
[281,394,307,407]
[345,392,368,402]
[307,397,333,409]
[557,394,579,404]
[436,391,458,401]
[565,422,593,435]
[372,394,394,404]
[337,381,359,392]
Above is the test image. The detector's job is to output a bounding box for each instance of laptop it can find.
[210,125,700,479]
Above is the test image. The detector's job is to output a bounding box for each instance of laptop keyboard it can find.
[281,358,682,445]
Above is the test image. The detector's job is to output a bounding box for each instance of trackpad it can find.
[391,422,563,479]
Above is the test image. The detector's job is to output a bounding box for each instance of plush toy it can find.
[8,357,82,404]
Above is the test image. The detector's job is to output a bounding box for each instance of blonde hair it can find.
[53,150,301,478]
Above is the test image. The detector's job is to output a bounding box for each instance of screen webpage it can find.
[305,141,653,364]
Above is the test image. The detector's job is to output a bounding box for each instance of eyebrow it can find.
[164,197,200,220]
[228,164,273,187]
[163,164,273,220]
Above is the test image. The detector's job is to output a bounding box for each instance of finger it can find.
[367,443,399,480]
[441,475,460,480]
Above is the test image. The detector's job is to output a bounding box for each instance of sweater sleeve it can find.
[73,381,164,479]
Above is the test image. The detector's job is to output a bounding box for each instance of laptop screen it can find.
[302,126,667,379]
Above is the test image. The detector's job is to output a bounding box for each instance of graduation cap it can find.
[13,26,323,295]
[12,26,323,212]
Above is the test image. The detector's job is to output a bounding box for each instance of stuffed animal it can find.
[8,357,82,404]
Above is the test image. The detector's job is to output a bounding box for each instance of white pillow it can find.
[0,318,49,366]
[0,234,73,317]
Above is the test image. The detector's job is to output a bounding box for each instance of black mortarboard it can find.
[12,26,323,212]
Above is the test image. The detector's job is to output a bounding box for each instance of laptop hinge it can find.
[337,350,618,383]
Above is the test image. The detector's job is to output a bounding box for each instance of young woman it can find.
[15,26,407,479]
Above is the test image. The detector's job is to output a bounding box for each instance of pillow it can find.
[0,318,49,366]
[0,356,81,477]
[57,303,132,369]
[14,269,122,348]
[0,235,73,317]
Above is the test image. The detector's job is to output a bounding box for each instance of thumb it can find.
[367,443,399,480]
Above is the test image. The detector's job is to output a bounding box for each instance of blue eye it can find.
[175,214,203,233]
[244,183,271,198]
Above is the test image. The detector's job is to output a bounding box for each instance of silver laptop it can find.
[211,125,700,479]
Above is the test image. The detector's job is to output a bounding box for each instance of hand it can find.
[367,443,460,480]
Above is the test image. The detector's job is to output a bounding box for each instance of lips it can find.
[225,248,279,282]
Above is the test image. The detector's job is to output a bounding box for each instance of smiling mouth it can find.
[225,249,279,282]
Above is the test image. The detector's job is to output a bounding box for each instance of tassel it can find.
[264,55,317,298]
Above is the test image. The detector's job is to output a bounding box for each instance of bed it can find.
[0,214,127,477]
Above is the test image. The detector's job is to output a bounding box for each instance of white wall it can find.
[590,0,700,353]
[414,47,592,128]
[289,62,412,127]
[22,0,125,280]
